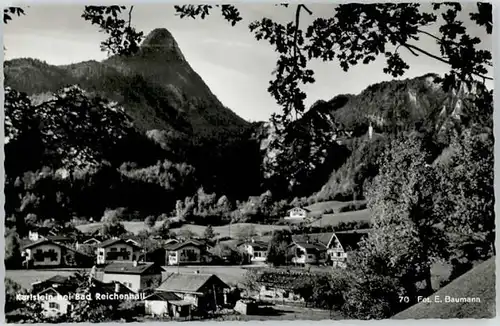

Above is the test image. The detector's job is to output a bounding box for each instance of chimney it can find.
[133,260,138,267]
[114,282,120,293]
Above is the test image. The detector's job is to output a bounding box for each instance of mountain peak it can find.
[140,28,185,60]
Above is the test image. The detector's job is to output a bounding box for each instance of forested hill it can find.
[4,28,249,140]
[4,24,492,232]
[254,73,492,201]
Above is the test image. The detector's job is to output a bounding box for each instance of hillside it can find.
[254,74,489,200]
[4,28,249,140]
[393,257,496,319]
[3,31,260,232]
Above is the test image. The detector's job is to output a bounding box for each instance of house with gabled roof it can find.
[103,261,164,293]
[31,275,134,316]
[96,238,143,265]
[31,274,136,317]
[21,239,93,268]
[285,207,311,220]
[289,231,366,267]
[165,239,209,266]
[237,239,268,264]
[156,272,229,312]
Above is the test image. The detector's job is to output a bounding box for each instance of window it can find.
[49,302,59,309]
[110,248,117,252]
[120,248,127,252]
[254,252,261,258]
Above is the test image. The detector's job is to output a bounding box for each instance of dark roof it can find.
[293,242,327,251]
[245,241,268,251]
[104,262,162,275]
[288,207,311,213]
[166,240,206,251]
[37,285,74,296]
[34,276,135,297]
[22,239,93,258]
[144,291,181,301]
[334,232,366,251]
[47,235,73,242]
[157,273,229,293]
[393,257,496,319]
[92,279,136,296]
[44,275,76,284]
[292,232,334,247]
[23,239,59,250]
[99,238,142,249]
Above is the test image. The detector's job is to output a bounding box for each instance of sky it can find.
[3,3,493,122]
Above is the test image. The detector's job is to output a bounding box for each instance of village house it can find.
[291,232,366,267]
[285,207,311,220]
[22,239,93,268]
[144,291,190,318]
[96,238,143,265]
[103,261,164,293]
[155,272,230,313]
[289,241,327,265]
[31,275,135,317]
[238,239,268,264]
[165,240,208,266]
[329,231,367,267]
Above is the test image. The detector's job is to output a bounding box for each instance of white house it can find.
[289,242,327,265]
[103,261,164,293]
[291,232,366,267]
[285,207,311,220]
[96,238,143,265]
[165,240,206,266]
[36,286,72,318]
[31,275,136,317]
[239,239,268,264]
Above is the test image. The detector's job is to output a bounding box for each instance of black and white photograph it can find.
[2,1,496,323]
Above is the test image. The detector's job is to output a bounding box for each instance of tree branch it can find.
[402,43,492,80]
[416,29,441,42]
[128,5,134,28]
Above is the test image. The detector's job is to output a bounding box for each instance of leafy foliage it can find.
[266,229,293,266]
[3,7,24,24]
[82,6,144,56]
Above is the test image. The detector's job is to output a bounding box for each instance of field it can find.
[76,221,290,238]
[171,223,290,238]
[304,200,366,215]
[309,209,371,227]
[75,221,164,235]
